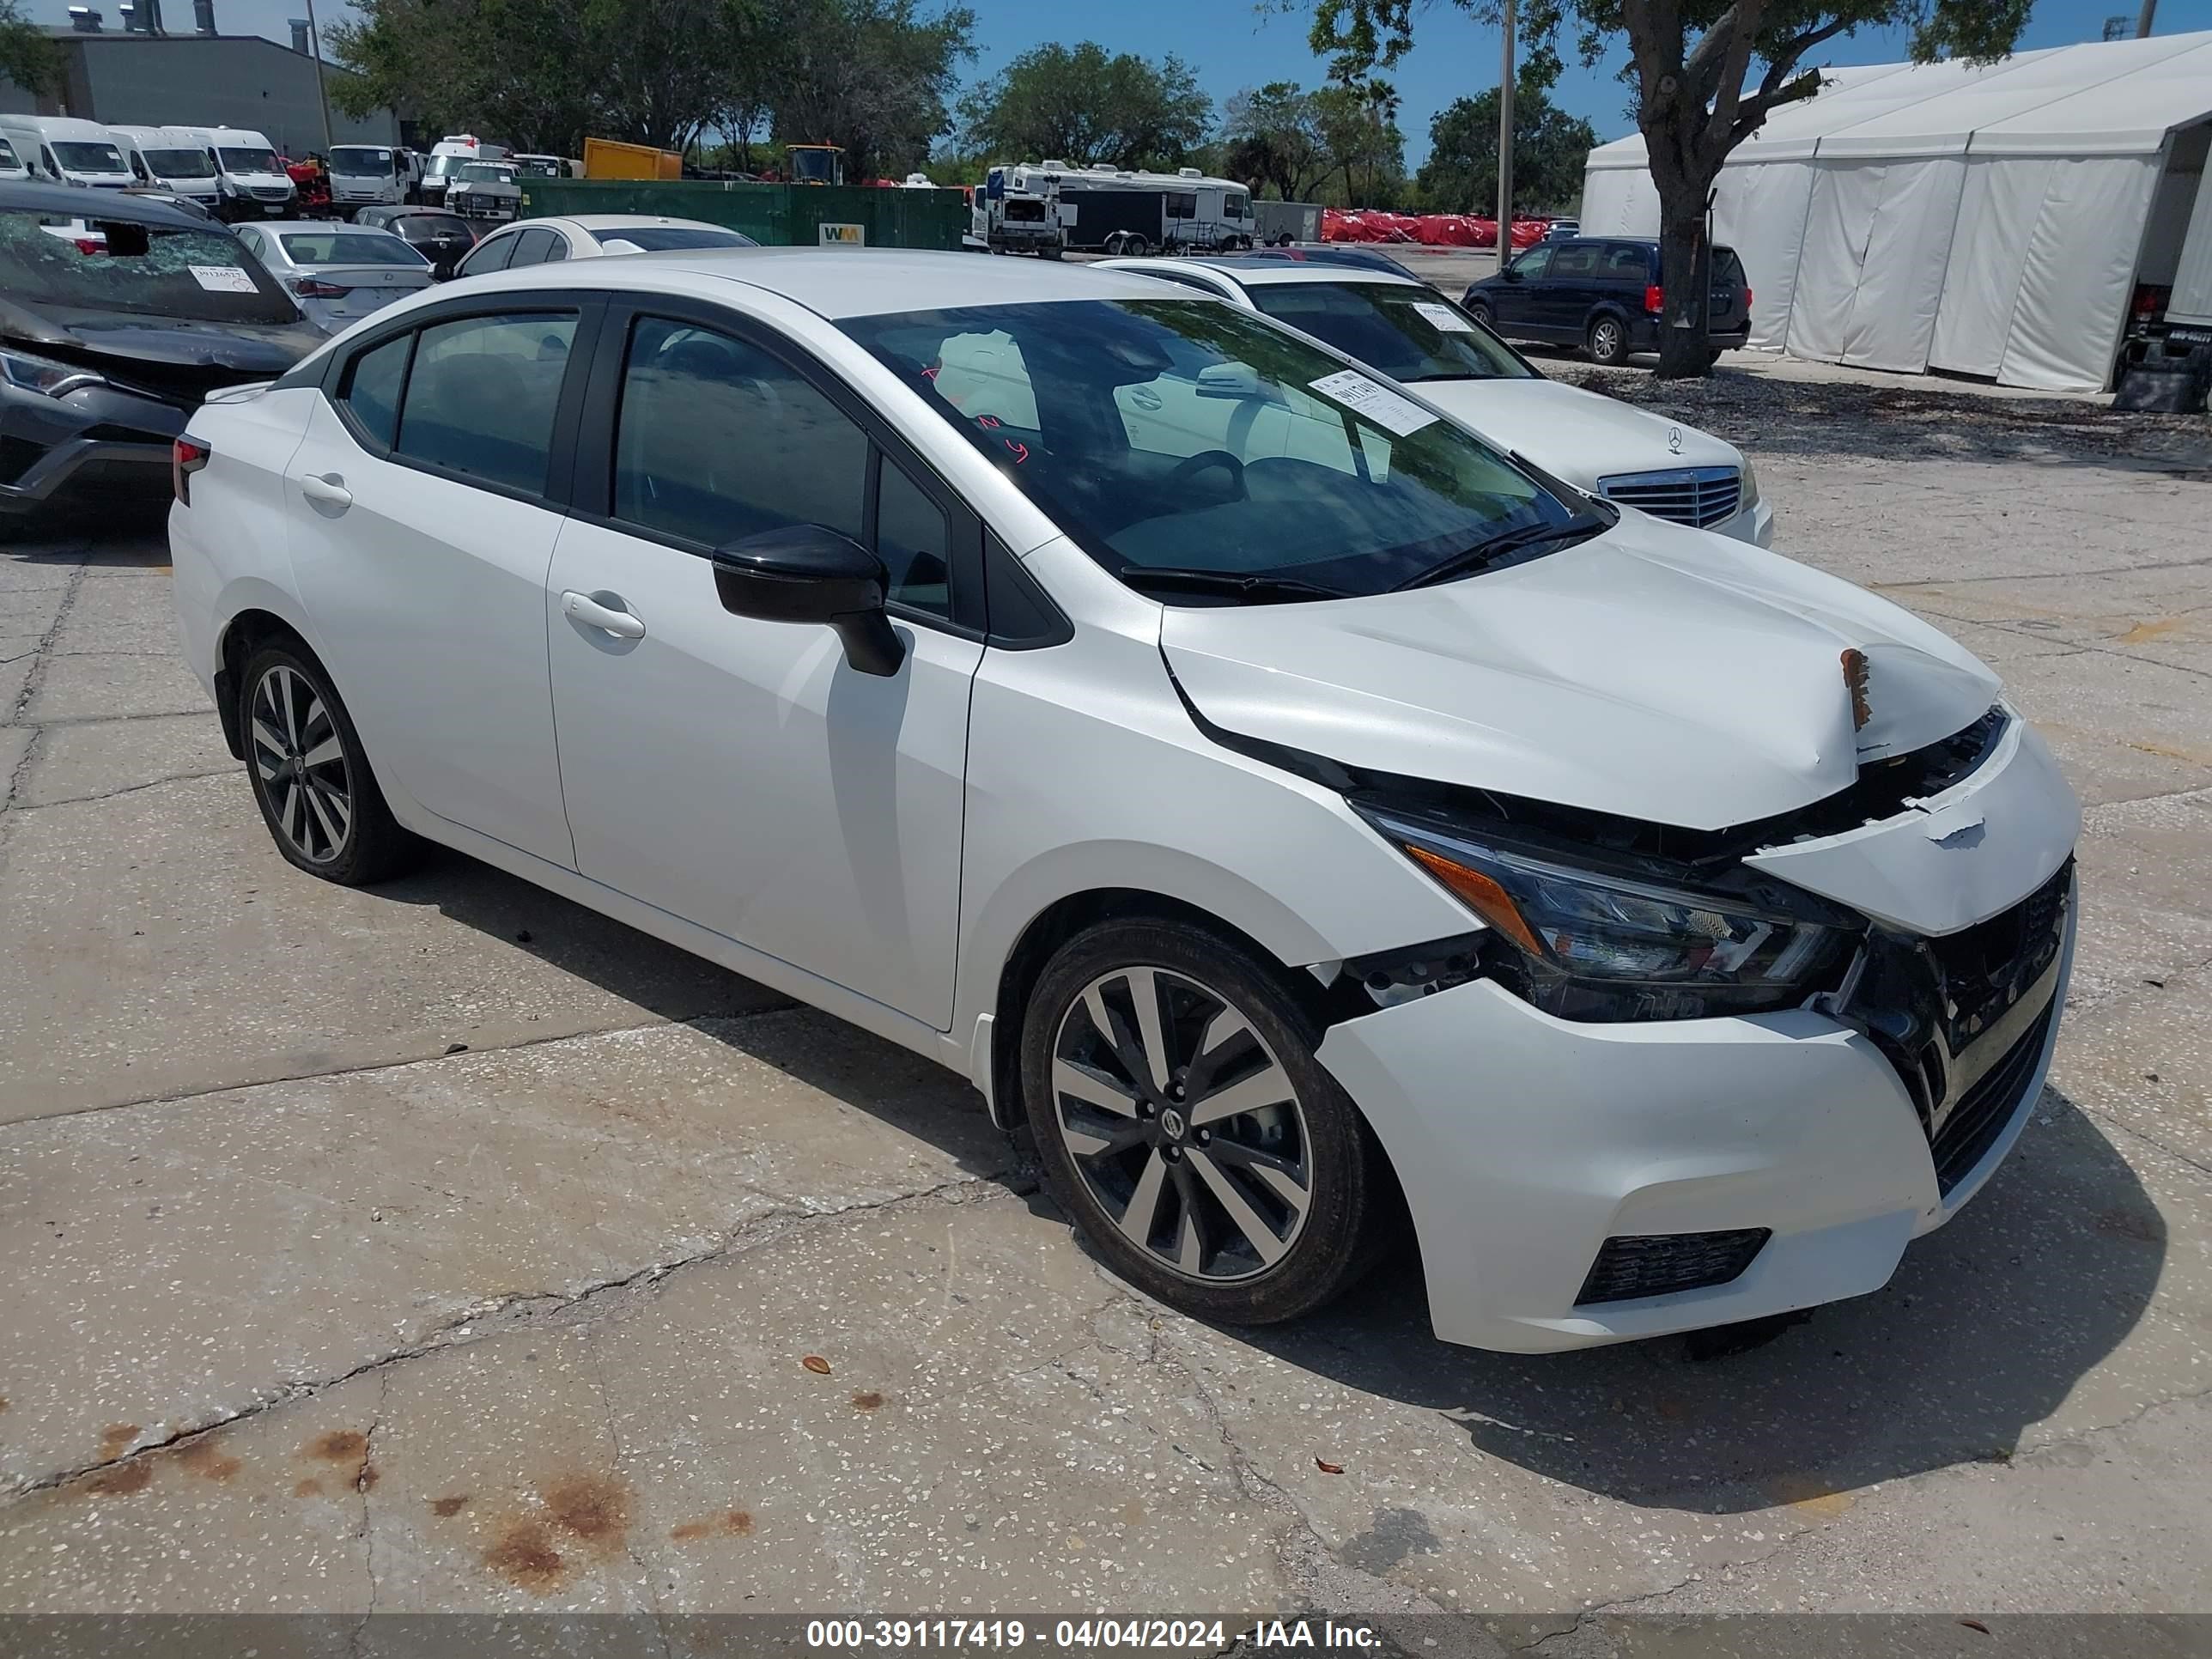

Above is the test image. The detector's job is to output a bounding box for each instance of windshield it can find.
[424,155,463,179]
[1249,282,1531,383]
[0,209,297,323]
[329,147,394,173]
[218,147,282,173]
[456,163,513,185]
[140,147,213,178]
[53,142,129,174]
[842,298,1577,599]
[514,156,563,177]
[279,230,428,267]
[597,225,755,251]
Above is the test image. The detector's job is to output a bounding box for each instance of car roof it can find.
[556,214,750,233]
[1146,257,1418,290]
[255,220,402,233]
[471,246,1188,319]
[0,178,210,228]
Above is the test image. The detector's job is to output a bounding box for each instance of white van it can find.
[108,125,222,210]
[417,134,511,209]
[326,143,410,214]
[0,116,134,191]
[173,125,296,218]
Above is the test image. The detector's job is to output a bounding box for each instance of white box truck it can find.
[326,143,410,215]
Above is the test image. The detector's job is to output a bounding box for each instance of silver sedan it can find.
[229,221,435,334]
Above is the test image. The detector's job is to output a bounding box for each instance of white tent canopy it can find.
[1577,31,2212,390]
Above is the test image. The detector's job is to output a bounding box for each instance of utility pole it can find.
[1497,0,1516,276]
[304,0,334,151]
[2135,0,2156,36]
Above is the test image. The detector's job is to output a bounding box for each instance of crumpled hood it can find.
[1162,512,2001,831]
[3,303,318,375]
[1417,377,1741,493]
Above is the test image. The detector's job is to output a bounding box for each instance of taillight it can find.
[1644,284,1663,315]
[1743,287,1753,309]
[290,277,349,299]
[173,435,210,505]
[73,236,105,255]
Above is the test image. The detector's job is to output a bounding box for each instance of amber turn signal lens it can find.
[1403,844,1547,957]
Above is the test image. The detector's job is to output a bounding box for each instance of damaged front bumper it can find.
[1316,706,2080,1353]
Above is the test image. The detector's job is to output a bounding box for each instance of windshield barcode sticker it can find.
[189,265,258,294]
[1413,300,1476,333]
[1308,368,1437,436]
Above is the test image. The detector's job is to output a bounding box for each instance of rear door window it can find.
[1550,244,1600,279]
[394,312,578,495]
[1601,244,1650,281]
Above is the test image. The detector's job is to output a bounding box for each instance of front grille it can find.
[252,186,291,202]
[1598,465,1743,528]
[1576,1229,1771,1305]
[1931,1006,2052,1194]
[1845,857,2072,1195]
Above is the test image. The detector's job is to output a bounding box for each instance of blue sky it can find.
[39,0,2212,165]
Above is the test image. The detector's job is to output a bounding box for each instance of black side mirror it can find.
[713,525,906,678]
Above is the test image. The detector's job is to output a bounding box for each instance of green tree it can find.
[958,41,1212,169]
[1,0,63,96]
[1308,0,2033,375]
[770,0,976,179]
[1219,82,1332,201]
[1312,76,1407,207]
[1417,70,1595,212]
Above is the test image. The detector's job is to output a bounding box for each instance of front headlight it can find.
[1,346,107,399]
[1358,805,1853,1021]
[1738,459,1760,512]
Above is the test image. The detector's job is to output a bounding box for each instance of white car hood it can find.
[1160,512,2001,831]
[1417,376,1739,491]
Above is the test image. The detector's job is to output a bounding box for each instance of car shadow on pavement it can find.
[357,844,2163,1511]
[1225,1083,2166,1513]
[365,842,1024,1187]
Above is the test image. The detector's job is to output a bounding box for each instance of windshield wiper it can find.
[1119,566,1347,604]
[1390,514,1607,591]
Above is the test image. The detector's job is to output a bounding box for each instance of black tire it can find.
[1585,313,1629,367]
[1019,917,1392,1327]
[1463,297,1494,329]
[237,641,420,885]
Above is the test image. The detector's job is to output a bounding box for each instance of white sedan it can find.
[170,251,2077,1352]
[229,221,435,334]
[1099,252,1774,546]
[452,213,758,277]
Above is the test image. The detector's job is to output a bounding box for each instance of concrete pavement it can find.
[1,382,2209,1622]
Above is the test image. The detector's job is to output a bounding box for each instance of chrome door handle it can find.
[562,590,646,640]
[298,472,352,509]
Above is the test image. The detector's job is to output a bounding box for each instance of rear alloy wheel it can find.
[240,643,417,885]
[1022,920,1391,1326]
[1464,298,1494,329]
[1586,314,1628,366]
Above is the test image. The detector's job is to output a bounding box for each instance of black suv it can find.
[1463,237,1751,367]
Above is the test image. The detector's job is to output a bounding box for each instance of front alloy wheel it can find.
[1051,966,1314,1281]
[1021,920,1393,1326]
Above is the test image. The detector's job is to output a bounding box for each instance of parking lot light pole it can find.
[1498,0,1515,277]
